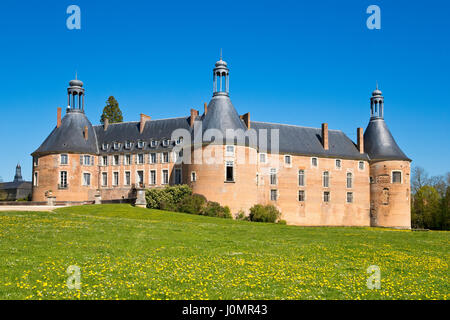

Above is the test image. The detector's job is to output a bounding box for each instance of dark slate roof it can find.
[251,122,369,160]
[0,181,32,190]
[32,110,98,156]
[94,117,191,153]
[364,118,410,161]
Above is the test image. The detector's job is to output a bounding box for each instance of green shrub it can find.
[248,204,281,223]
[145,185,192,210]
[277,219,287,225]
[235,210,247,220]
[177,194,207,214]
[201,201,232,219]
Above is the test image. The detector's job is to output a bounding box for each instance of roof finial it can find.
[376,81,378,90]
[75,71,77,80]
[220,48,222,60]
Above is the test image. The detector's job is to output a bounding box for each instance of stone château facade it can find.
[31,58,411,228]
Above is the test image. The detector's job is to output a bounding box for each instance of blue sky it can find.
[0,0,449,181]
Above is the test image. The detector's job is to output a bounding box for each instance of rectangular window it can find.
[83,155,91,166]
[298,169,305,186]
[162,169,169,184]
[124,154,131,166]
[102,156,108,166]
[284,155,291,165]
[163,139,170,147]
[323,191,330,202]
[150,170,156,185]
[137,170,144,186]
[61,154,68,165]
[270,168,277,185]
[113,155,119,166]
[225,161,234,182]
[33,172,38,186]
[162,152,169,163]
[151,140,157,148]
[226,145,235,156]
[83,173,91,186]
[33,157,39,166]
[113,172,119,186]
[347,172,353,188]
[359,161,365,170]
[137,154,144,164]
[137,141,145,149]
[270,189,278,201]
[125,171,131,186]
[311,157,318,167]
[113,142,120,150]
[323,171,329,188]
[347,192,353,203]
[125,141,131,150]
[191,171,197,182]
[150,153,156,164]
[60,171,68,188]
[335,159,341,169]
[101,172,108,187]
[298,190,305,202]
[392,171,402,184]
[175,168,182,185]
[259,153,266,163]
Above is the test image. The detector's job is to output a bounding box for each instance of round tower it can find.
[364,85,411,229]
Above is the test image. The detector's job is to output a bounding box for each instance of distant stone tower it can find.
[14,163,24,182]
[364,85,411,229]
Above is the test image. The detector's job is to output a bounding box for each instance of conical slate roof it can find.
[32,110,98,156]
[364,118,410,161]
[199,94,247,142]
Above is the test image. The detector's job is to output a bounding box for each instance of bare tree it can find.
[411,166,429,194]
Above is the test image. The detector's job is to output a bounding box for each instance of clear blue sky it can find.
[0,0,449,181]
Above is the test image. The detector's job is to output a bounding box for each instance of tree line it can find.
[411,167,450,230]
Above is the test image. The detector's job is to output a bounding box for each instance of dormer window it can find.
[137,141,145,149]
[102,143,109,151]
[150,140,158,148]
[162,139,170,147]
[113,142,120,150]
[124,141,132,150]
[176,137,184,145]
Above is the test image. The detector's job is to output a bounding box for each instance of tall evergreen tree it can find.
[100,96,123,124]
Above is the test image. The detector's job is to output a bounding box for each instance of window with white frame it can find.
[83,155,91,166]
[259,153,267,163]
[150,170,156,185]
[137,170,144,186]
[174,168,182,185]
[102,143,109,151]
[124,171,131,186]
[162,139,170,147]
[124,154,131,166]
[101,155,108,166]
[311,157,318,167]
[359,161,365,170]
[270,189,278,201]
[113,142,120,150]
[162,152,169,163]
[323,171,330,188]
[225,161,234,182]
[335,159,342,169]
[347,172,353,188]
[346,192,353,203]
[392,171,402,184]
[323,191,330,202]
[33,157,39,166]
[101,172,108,187]
[60,154,68,165]
[162,169,169,184]
[298,169,305,186]
[83,173,91,186]
[284,155,291,165]
[60,171,68,188]
[270,168,277,185]
[150,153,156,164]
[298,190,305,202]
[176,137,184,145]
[191,171,197,182]
[150,140,157,148]
[113,155,120,166]
[33,172,38,186]
[124,141,131,150]
[137,154,144,164]
[226,145,235,156]
[113,172,119,186]
[138,141,145,149]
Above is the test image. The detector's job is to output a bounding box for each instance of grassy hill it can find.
[0,204,448,300]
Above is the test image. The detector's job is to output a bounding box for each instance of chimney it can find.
[240,112,250,129]
[357,127,364,153]
[57,107,62,128]
[140,113,151,134]
[84,126,88,141]
[190,109,199,127]
[104,118,109,131]
[322,123,329,150]
[204,102,208,115]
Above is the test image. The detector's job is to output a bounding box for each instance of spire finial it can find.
[75,71,77,80]
[220,48,222,60]
[376,81,378,90]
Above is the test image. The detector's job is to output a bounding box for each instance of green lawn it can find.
[0,204,448,300]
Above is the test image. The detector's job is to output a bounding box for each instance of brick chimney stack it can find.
[140,113,151,134]
[57,107,62,128]
[204,102,208,115]
[240,112,250,129]
[84,126,88,141]
[357,127,364,153]
[104,118,109,131]
[190,109,199,127]
[322,123,329,150]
